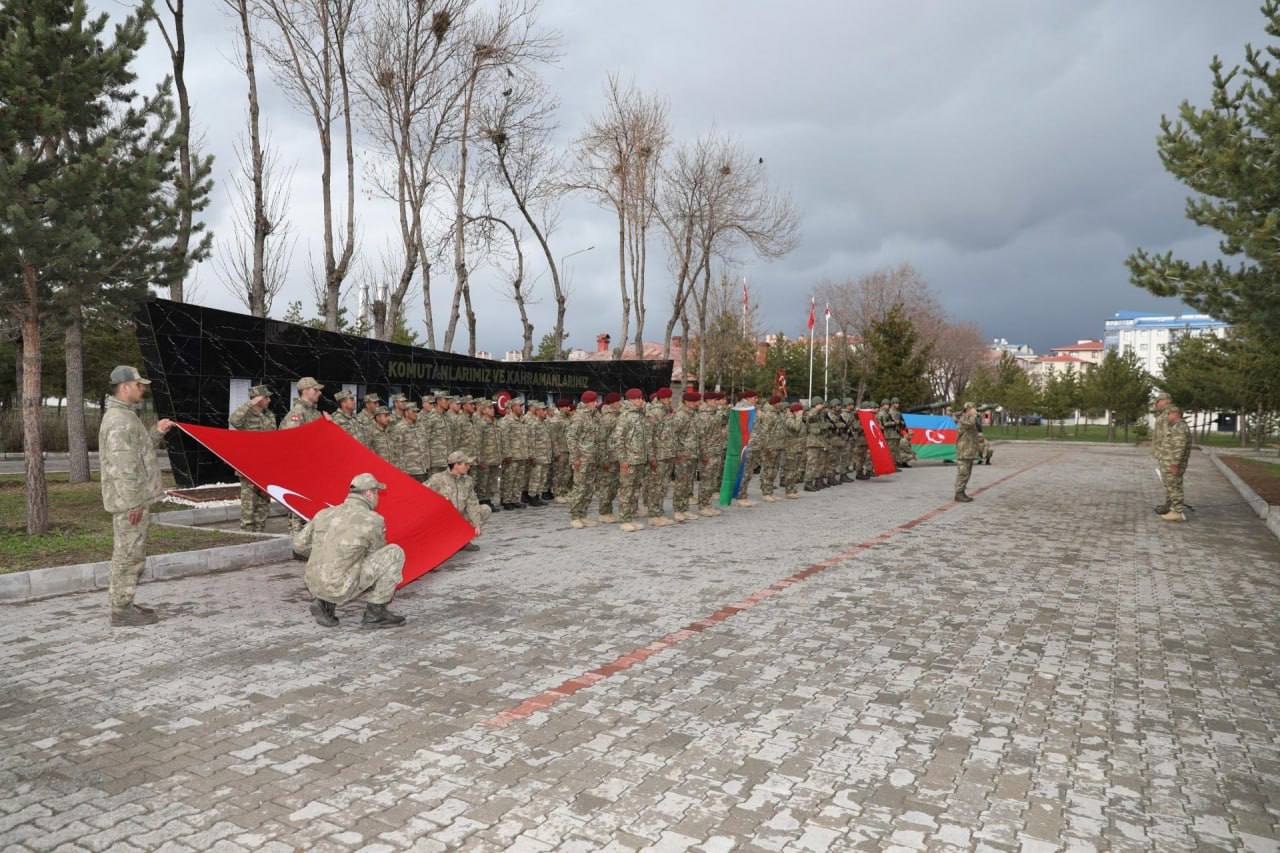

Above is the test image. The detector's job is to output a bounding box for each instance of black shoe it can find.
[310,599,339,627]
[130,602,156,615]
[955,493,974,503]
[804,484,819,492]
[110,607,158,627]
[462,542,480,552]
[361,603,406,629]
[900,462,911,468]
[526,496,544,507]
[501,502,517,510]
[1153,504,1170,515]
[541,491,553,501]
[856,473,869,481]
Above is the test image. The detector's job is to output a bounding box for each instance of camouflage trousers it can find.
[896,433,915,463]
[854,444,870,477]
[617,465,642,523]
[527,461,550,496]
[645,459,673,515]
[783,449,805,494]
[568,461,597,520]
[501,460,528,504]
[954,458,974,496]
[598,464,619,515]
[552,456,572,497]
[474,464,498,502]
[736,453,756,499]
[805,447,824,486]
[315,544,404,606]
[697,454,720,508]
[671,458,696,513]
[239,476,270,532]
[758,449,782,496]
[109,508,150,611]
[1164,469,1186,512]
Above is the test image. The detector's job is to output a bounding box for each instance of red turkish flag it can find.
[178,419,475,587]
[858,411,898,476]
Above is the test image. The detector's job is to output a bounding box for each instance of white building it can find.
[1103,312,1231,379]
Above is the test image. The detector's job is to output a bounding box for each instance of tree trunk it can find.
[21,263,48,535]
[417,243,436,349]
[615,206,629,359]
[1107,410,1116,442]
[445,65,478,353]
[65,304,89,484]
[496,150,565,358]
[679,310,690,390]
[162,0,192,303]
[1256,405,1266,451]
[234,0,269,317]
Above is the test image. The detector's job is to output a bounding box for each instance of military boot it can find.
[954,492,974,503]
[804,482,819,492]
[1159,510,1186,522]
[310,599,339,627]
[362,603,407,628]
[1153,503,1170,515]
[110,606,158,627]
[526,494,545,507]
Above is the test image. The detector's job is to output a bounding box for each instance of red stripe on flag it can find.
[911,428,957,446]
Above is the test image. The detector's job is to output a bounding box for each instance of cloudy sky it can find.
[111,0,1261,353]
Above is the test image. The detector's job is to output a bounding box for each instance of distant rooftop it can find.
[1051,339,1104,352]
[1105,311,1229,330]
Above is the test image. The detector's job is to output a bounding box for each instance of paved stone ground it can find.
[3,444,1279,852]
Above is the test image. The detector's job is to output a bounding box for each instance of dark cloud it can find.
[111,0,1261,354]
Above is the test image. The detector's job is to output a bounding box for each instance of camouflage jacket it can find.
[368,423,395,461]
[613,405,649,466]
[456,412,480,459]
[1157,419,1192,468]
[782,410,806,452]
[391,419,428,475]
[599,409,621,464]
[695,408,720,461]
[330,409,365,445]
[99,397,166,514]
[548,409,569,456]
[294,493,389,603]
[230,400,277,433]
[754,406,781,451]
[647,402,675,462]
[1151,411,1168,459]
[476,416,502,466]
[955,410,980,460]
[281,397,321,430]
[803,408,829,449]
[876,408,898,437]
[499,411,530,460]
[426,470,486,529]
[528,415,553,463]
[669,407,698,460]
[566,407,601,464]
[422,409,450,465]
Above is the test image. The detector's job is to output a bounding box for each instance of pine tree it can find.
[864,304,931,407]
[1,0,188,533]
[1127,1,1280,339]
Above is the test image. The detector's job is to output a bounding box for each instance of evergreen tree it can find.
[533,331,569,361]
[1,0,187,533]
[1127,1,1280,340]
[1084,350,1153,442]
[864,303,931,406]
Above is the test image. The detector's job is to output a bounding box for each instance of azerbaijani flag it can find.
[903,413,957,461]
[719,403,757,506]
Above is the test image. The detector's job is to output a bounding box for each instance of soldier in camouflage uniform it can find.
[456,396,480,470]
[953,401,979,502]
[732,391,759,506]
[367,406,395,460]
[803,397,828,491]
[597,392,622,522]
[782,402,806,498]
[615,389,649,532]
[889,398,914,468]
[876,400,897,473]
[281,377,326,533]
[388,392,407,423]
[427,451,490,549]
[1158,404,1192,521]
[526,401,552,505]
[695,392,725,516]
[391,403,428,480]
[756,395,784,502]
[229,383,277,532]
[499,398,530,509]
[852,400,873,479]
[331,389,365,446]
[422,395,449,476]
[356,393,380,436]
[645,388,676,525]
[669,390,700,521]
[99,366,174,627]
[549,400,572,503]
[1150,392,1172,513]
[294,472,406,629]
[567,390,603,528]
[475,400,502,509]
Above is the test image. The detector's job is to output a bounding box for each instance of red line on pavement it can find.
[482,453,1062,728]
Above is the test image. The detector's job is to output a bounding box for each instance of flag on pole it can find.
[719,402,757,506]
[824,303,830,321]
[807,297,816,330]
[903,413,958,461]
[858,410,898,476]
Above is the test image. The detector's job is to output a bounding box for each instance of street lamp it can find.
[559,245,595,287]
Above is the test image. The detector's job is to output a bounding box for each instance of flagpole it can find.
[807,300,815,401]
[823,305,830,399]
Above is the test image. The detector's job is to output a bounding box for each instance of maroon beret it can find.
[789,402,804,412]
[558,398,574,408]
[579,390,598,403]
[768,395,782,405]
[656,387,672,399]
[604,391,621,404]
[624,388,644,400]
[683,390,701,403]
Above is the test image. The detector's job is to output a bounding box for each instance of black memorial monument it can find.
[136,298,673,488]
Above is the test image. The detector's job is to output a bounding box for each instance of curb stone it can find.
[1209,451,1280,543]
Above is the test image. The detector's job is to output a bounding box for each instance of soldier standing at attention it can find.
[549,400,572,503]
[669,390,700,521]
[567,390,602,529]
[368,406,395,460]
[616,389,649,532]
[458,396,481,467]
[331,389,365,445]
[645,388,677,525]
[499,397,530,510]
[356,393,380,435]
[426,451,490,549]
[422,394,447,477]
[475,400,501,510]
[294,473,407,629]
[877,399,897,470]
[954,401,979,502]
[1150,392,1172,514]
[782,402,806,498]
[281,377,327,533]
[526,401,552,505]
[99,366,174,627]
[757,395,784,502]
[597,392,622,522]
[388,392,407,423]
[1158,405,1192,522]
[391,403,428,481]
[803,397,827,492]
[695,393,724,516]
[229,383,277,532]
[731,391,759,507]
[889,398,914,468]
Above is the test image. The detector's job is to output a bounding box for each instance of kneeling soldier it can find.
[426,451,491,551]
[293,473,407,629]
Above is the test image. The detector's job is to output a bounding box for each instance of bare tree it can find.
[572,75,668,359]
[926,321,988,402]
[469,212,533,358]
[217,144,295,316]
[255,0,358,332]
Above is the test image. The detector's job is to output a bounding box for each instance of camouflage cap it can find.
[528,400,546,410]
[1154,391,1172,401]
[891,397,900,404]
[964,400,976,410]
[389,392,406,404]
[249,384,272,398]
[1166,403,1183,414]
[402,401,419,413]
[333,389,353,402]
[109,365,151,385]
[421,393,436,403]
[447,450,475,465]
[809,396,824,406]
[363,392,381,403]
[297,377,323,390]
[349,473,387,492]
[373,405,391,416]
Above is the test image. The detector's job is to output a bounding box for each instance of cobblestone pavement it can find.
[3,444,1279,852]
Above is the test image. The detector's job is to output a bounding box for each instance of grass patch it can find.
[0,474,260,573]
[984,423,1274,448]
